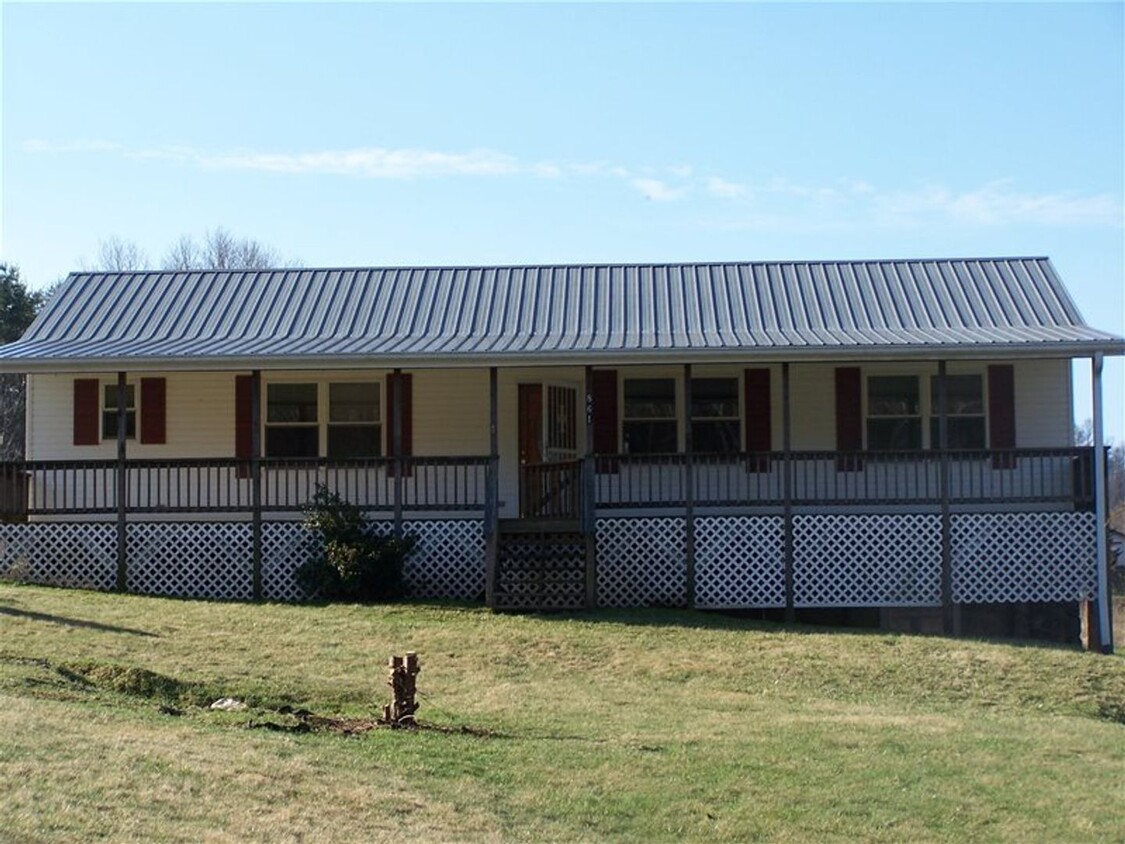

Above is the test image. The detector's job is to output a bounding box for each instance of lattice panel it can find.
[261,521,318,602]
[793,514,942,607]
[596,517,687,608]
[0,522,117,591]
[695,516,785,608]
[952,512,1097,603]
[400,519,486,601]
[127,522,253,600]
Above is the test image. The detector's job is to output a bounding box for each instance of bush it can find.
[295,485,416,601]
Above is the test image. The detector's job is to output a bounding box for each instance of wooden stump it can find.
[383,652,420,727]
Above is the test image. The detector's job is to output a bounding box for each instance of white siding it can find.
[1012,359,1071,447]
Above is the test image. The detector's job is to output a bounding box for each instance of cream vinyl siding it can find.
[1011,359,1070,447]
[27,372,237,461]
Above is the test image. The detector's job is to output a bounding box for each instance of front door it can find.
[518,383,579,517]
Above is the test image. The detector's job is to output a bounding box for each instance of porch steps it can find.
[494,519,587,611]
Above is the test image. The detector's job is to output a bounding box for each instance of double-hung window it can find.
[265,381,382,458]
[866,376,921,451]
[102,384,136,440]
[328,382,381,458]
[929,374,985,449]
[690,377,740,453]
[265,384,319,457]
[623,378,677,454]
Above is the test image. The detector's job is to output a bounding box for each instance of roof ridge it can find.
[63,256,1054,279]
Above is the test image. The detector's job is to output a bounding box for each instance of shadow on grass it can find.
[0,605,159,637]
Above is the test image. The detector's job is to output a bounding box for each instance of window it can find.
[265,381,382,458]
[102,384,136,440]
[328,382,381,458]
[691,378,740,453]
[866,375,921,450]
[929,374,985,449]
[266,383,319,457]
[623,378,676,454]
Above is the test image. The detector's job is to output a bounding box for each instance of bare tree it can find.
[162,227,285,271]
[87,236,150,272]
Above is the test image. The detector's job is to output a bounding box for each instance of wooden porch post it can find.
[485,367,500,609]
[1092,353,1113,654]
[937,361,956,635]
[782,362,794,622]
[683,364,695,609]
[392,367,403,539]
[250,369,262,601]
[583,365,597,608]
[115,372,128,592]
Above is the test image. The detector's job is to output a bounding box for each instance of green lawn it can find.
[1,582,1123,843]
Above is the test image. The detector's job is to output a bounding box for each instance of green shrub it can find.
[295,485,416,601]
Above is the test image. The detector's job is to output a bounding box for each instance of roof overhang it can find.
[2,339,1122,374]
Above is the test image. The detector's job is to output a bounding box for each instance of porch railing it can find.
[594,447,1096,510]
[0,447,1096,520]
[0,455,489,518]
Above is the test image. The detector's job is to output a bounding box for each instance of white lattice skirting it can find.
[793,514,943,607]
[597,517,687,607]
[951,512,1096,603]
[695,516,785,608]
[0,512,1097,608]
[0,522,118,591]
[0,519,485,603]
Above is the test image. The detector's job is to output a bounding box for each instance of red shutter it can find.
[835,367,864,471]
[140,378,167,445]
[988,364,1016,469]
[73,379,100,446]
[592,369,619,473]
[744,368,772,472]
[386,373,414,476]
[235,375,252,478]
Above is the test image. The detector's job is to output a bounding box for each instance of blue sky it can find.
[1,2,1122,438]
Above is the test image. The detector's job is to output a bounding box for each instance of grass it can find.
[1,583,1123,842]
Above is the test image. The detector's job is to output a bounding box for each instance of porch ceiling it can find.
[1,257,1121,373]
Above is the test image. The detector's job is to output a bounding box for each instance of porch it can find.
[0,447,1100,632]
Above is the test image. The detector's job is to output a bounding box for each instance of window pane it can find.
[867,418,922,451]
[868,376,919,416]
[929,417,986,450]
[265,426,318,458]
[693,420,740,453]
[330,382,379,423]
[929,375,983,415]
[623,420,677,454]
[267,384,318,423]
[691,378,738,419]
[103,411,136,440]
[624,379,676,419]
[103,384,135,411]
[328,425,381,458]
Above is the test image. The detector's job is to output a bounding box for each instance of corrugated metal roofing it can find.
[1,258,1121,371]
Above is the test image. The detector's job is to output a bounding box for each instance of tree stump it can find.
[383,652,420,727]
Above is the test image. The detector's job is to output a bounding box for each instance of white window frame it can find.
[101,381,137,441]
[263,377,383,459]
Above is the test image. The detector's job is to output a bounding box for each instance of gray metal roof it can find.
[1,258,1121,371]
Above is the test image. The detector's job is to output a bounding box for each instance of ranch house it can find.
[0,258,1120,649]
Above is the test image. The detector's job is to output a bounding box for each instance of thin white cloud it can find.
[22,139,1121,228]
[631,177,684,202]
[137,145,522,179]
[871,181,1122,228]
[705,176,747,199]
